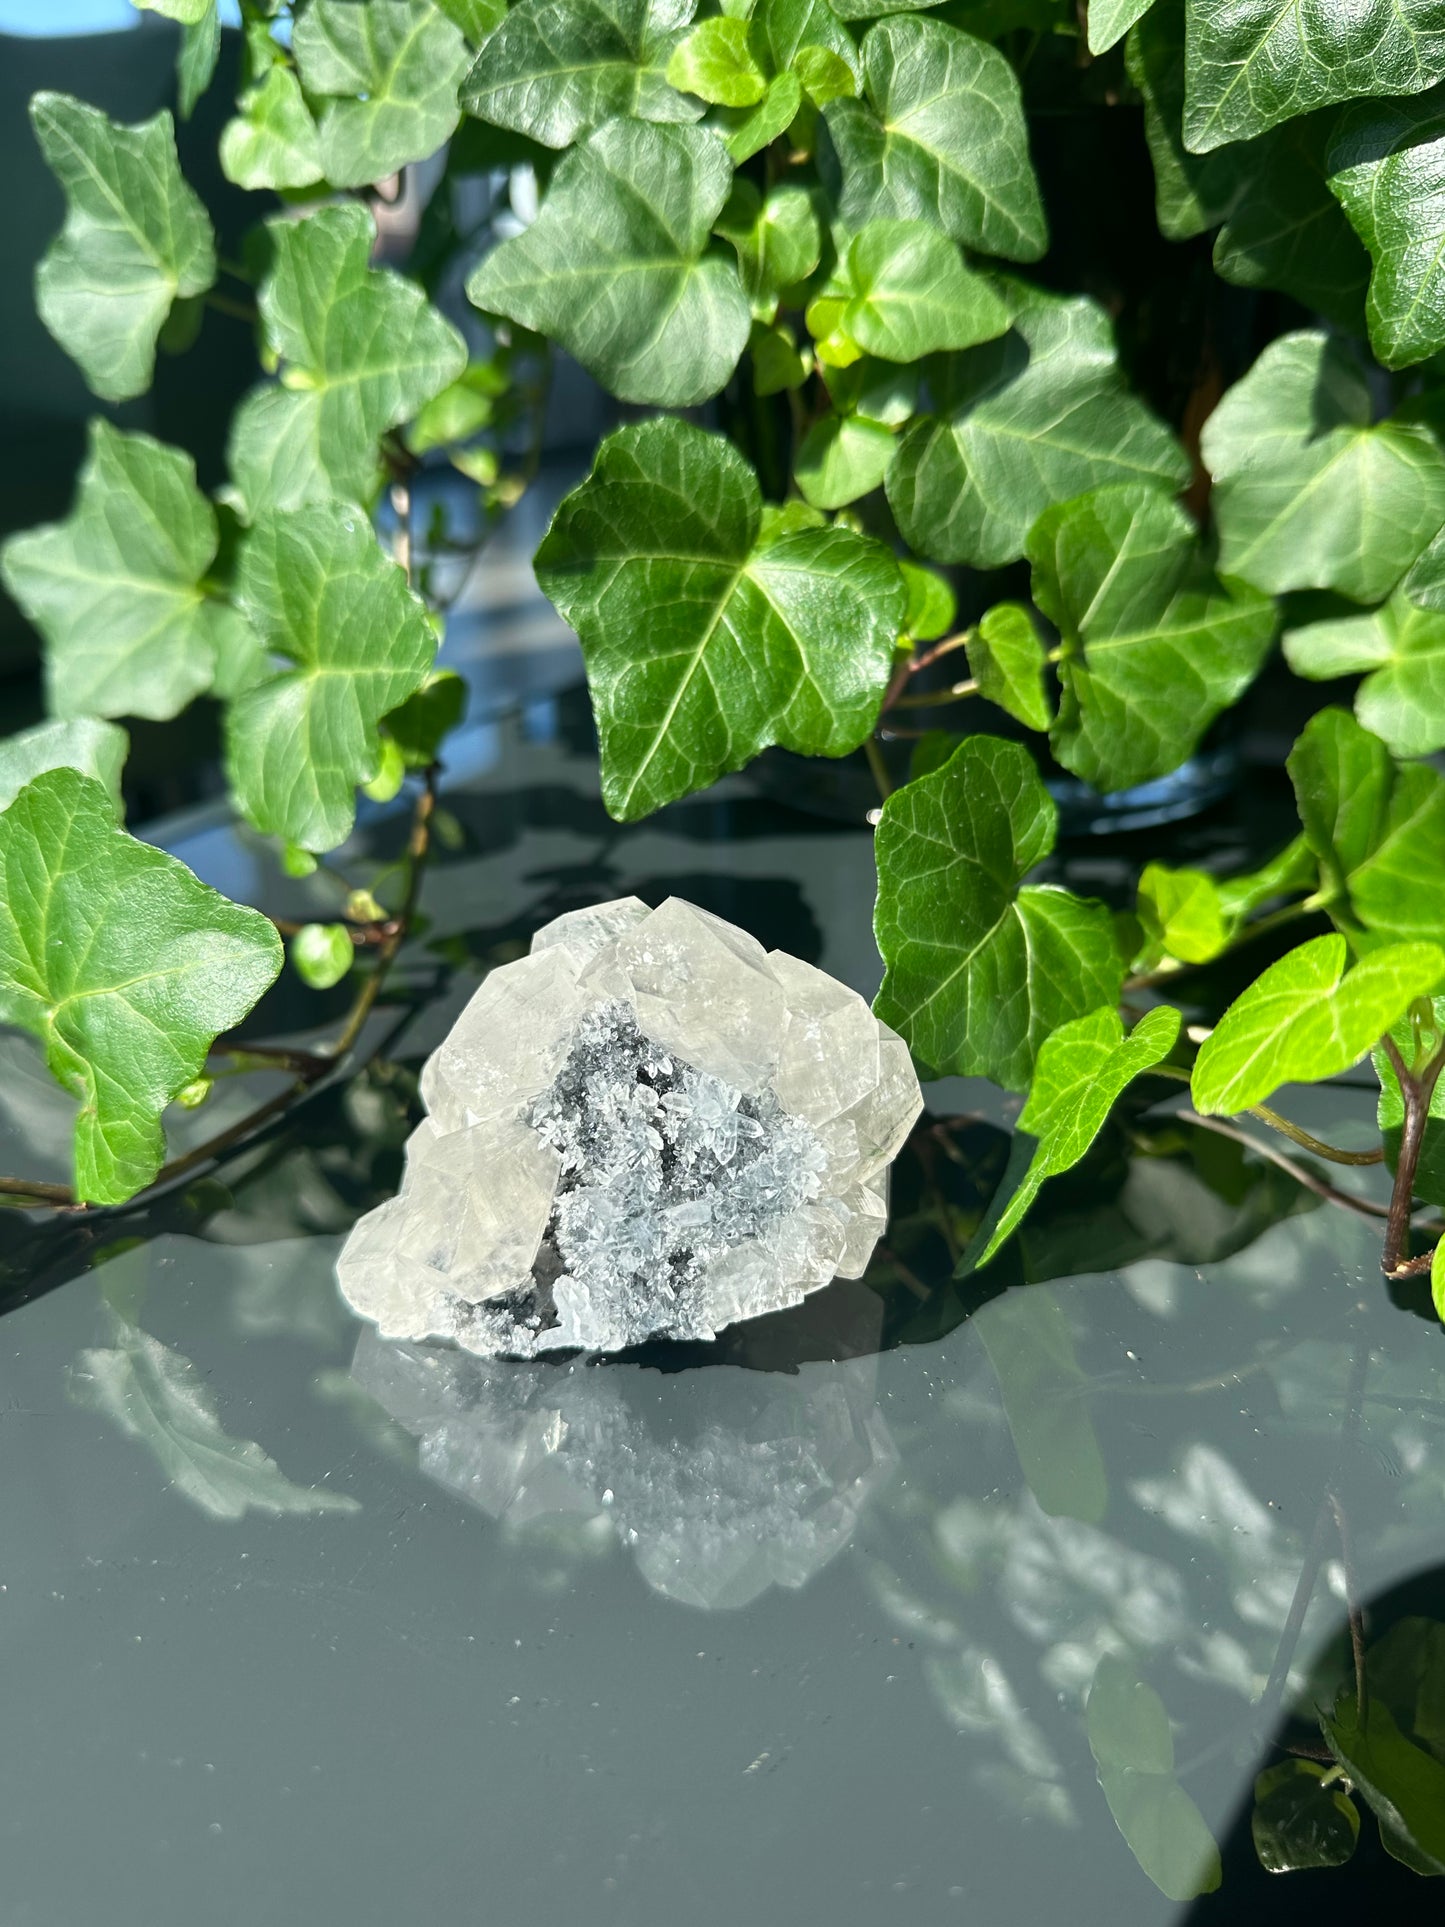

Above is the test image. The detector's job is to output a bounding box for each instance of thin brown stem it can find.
[1177,1110,1391,1220]
[1381,1036,1445,1273]
[1248,1104,1385,1166]
[390,479,413,584]
[863,735,893,803]
[0,1176,75,1205]
[203,289,258,324]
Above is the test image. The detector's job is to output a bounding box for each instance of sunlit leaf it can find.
[177,7,222,120]
[724,70,802,160]
[715,179,823,320]
[873,734,1123,1088]
[966,601,1052,731]
[467,121,750,407]
[668,16,767,103]
[1330,88,1445,370]
[1136,863,1230,966]
[227,503,437,852]
[0,770,282,1204]
[1283,592,1445,760]
[1086,1653,1222,1901]
[1202,331,1445,602]
[535,417,905,818]
[29,91,215,403]
[833,220,1010,361]
[291,922,355,990]
[1191,932,1445,1115]
[219,65,324,191]
[292,0,470,187]
[0,718,127,818]
[1,421,250,722]
[1087,0,1153,52]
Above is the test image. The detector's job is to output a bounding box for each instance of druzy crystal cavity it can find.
[337,897,922,1357]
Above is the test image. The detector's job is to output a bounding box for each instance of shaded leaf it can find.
[1322,1693,1445,1876]
[0,770,282,1204]
[1,421,248,722]
[30,91,214,403]
[1182,0,1445,154]
[1202,331,1445,603]
[227,504,437,852]
[873,734,1123,1089]
[435,0,508,37]
[1086,1653,1222,1901]
[384,668,469,766]
[971,1004,1182,1266]
[1191,932,1445,1115]
[460,0,698,148]
[795,412,895,508]
[230,203,466,515]
[967,601,1052,731]
[1330,88,1445,370]
[219,65,324,191]
[1031,482,1276,792]
[822,16,1046,260]
[0,718,128,818]
[715,179,823,319]
[1252,1761,1358,1873]
[1283,592,1445,760]
[888,283,1188,569]
[535,418,905,818]
[724,71,803,160]
[1286,706,1393,903]
[899,560,954,642]
[1373,997,1445,1207]
[835,220,1010,361]
[467,120,749,407]
[292,0,470,188]
[752,0,861,81]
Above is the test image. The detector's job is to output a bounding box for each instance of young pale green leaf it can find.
[29,92,215,403]
[873,734,1123,1089]
[0,717,128,817]
[460,0,698,148]
[888,285,1188,569]
[836,221,1010,361]
[725,71,803,160]
[752,0,861,79]
[227,505,437,852]
[230,204,467,516]
[290,923,354,990]
[1284,594,1445,760]
[1136,863,1231,965]
[1435,1239,1445,1320]
[0,769,282,1204]
[714,180,822,319]
[384,668,469,767]
[292,0,470,188]
[794,45,857,103]
[1213,834,1317,923]
[1031,482,1276,793]
[1329,89,1445,370]
[795,413,895,508]
[973,1004,1182,1265]
[667,16,767,103]
[535,418,905,819]
[1322,1694,1445,1876]
[468,121,749,407]
[823,17,1046,260]
[1373,996,1445,1207]
[1191,933,1445,1115]
[0,421,249,721]
[1251,1762,1359,1874]
[361,736,408,804]
[1086,1654,1222,1902]
[898,560,954,642]
[1087,0,1153,52]
[1182,0,1445,154]
[1202,332,1445,603]
[219,65,324,191]
[966,601,1052,731]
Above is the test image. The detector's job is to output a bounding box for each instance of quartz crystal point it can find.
[337,897,922,1356]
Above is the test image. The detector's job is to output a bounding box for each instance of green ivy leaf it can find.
[0,421,249,722]
[292,0,471,188]
[131,0,209,19]
[227,504,437,852]
[714,179,823,320]
[230,204,467,515]
[0,717,128,817]
[1031,483,1276,793]
[750,319,810,392]
[1128,1,1244,241]
[1202,331,1445,603]
[1251,1761,1359,1874]
[1190,932,1445,1115]
[1087,0,1153,52]
[1329,89,1445,370]
[460,0,698,149]
[535,417,904,819]
[725,71,803,160]
[219,66,324,191]
[1213,834,1317,922]
[1283,593,1445,760]
[29,92,215,403]
[434,0,507,40]
[794,44,858,104]
[1286,707,1392,904]
[1373,996,1445,1207]
[752,0,861,82]
[795,412,896,508]
[668,16,768,103]
[822,16,1046,260]
[384,668,469,766]
[873,734,1123,1088]
[834,220,1010,361]
[1136,862,1231,966]
[899,560,954,641]
[1181,0,1445,155]
[973,1004,1182,1266]
[290,923,354,990]
[177,7,222,120]
[966,601,1052,731]
[0,769,282,1204]
[468,121,749,406]
[1322,1693,1445,1876]
[1349,763,1445,950]
[888,284,1188,568]
[1086,1654,1222,1901]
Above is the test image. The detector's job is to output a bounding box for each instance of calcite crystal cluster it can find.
[337,897,921,1356]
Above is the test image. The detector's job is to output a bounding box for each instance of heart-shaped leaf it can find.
[292,0,471,187]
[966,602,1052,731]
[1284,592,1445,760]
[834,220,1010,361]
[0,769,282,1204]
[219,65,324,191]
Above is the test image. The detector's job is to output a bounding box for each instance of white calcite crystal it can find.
[337,896,922,1356]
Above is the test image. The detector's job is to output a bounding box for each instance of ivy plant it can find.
[2,0,1445,1369]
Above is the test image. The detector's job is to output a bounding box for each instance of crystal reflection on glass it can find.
[337,896,922,1357]
[349,1327,897,1610]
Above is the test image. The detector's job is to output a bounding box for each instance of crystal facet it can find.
[337,897,923,1356]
